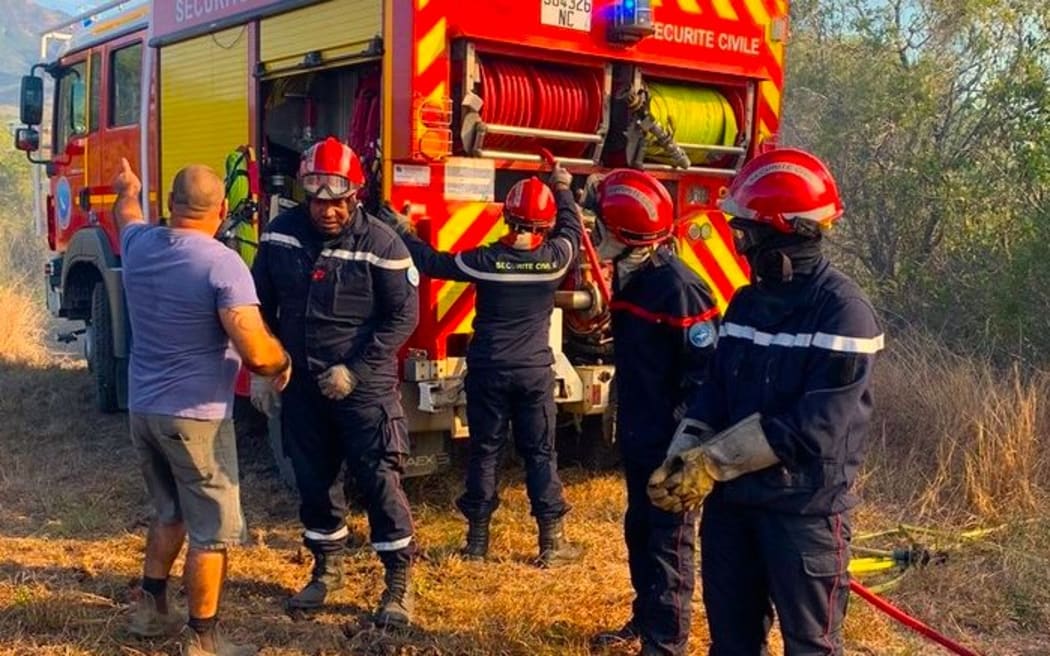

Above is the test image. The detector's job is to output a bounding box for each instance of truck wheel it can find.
[556,414,620,471]
[90,282,120,413]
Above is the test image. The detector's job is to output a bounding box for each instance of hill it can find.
[0,0,68,105]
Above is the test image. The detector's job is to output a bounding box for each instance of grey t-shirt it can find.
[121,223,259,420]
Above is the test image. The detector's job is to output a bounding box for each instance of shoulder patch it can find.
[688,321,717,349]
[407,265,420,287]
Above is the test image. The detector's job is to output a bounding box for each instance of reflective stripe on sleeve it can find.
[720,322,884,354]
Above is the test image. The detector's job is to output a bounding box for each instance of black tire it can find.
[90,282,120,413]
[556,414,620,471]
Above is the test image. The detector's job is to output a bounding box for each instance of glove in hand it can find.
[578,173,605,210]
[378,203,414,236]
[317,364,357,400]
[647,448,715,513]
[549,163,572,189]
[250,374,279,418]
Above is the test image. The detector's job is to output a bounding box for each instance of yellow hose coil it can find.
[644,82,739,166]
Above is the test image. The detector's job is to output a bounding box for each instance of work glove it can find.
[317,364,357,400]
[647,449,715,513]
[549,162,573,190]
[250,374,279,418]
[378,202,414,236]
[578,173,605,211]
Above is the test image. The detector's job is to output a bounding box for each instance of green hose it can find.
[644,82,738,166]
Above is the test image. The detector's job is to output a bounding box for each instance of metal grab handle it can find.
[674,143,747,155]
[483,123,605,143]
[642,163,740,177]
[476,150,595,166]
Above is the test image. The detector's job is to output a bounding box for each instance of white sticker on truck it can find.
[541,0,592,33]
[393,164,431,187]
[444,157,495,202]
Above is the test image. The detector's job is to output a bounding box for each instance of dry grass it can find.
[0,305,1045,654]
[0,359,915,654]
[857,332,1050,653]
[865,333,1050,522]
[0,282,49,366]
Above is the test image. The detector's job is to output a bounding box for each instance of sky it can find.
[35,0,94,14]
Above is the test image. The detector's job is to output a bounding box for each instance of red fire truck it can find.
[13,0,788,476]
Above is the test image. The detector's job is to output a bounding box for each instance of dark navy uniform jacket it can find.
[400,188,583,370]
[686,256,883,515]
[252,205,420,400]
[611,247,720,463]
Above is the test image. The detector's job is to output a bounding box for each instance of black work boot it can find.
[536,517,582,568]
[373,561,414,628]
[287,551,345,610]
[460,518,490,560]
[637,643,665,656]
[591,620,640,648]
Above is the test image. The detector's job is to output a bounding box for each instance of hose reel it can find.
[460,52,610,165]
[623,77,748,175]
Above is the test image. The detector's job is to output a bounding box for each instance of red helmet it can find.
[298,137,365,200]
[719,148,843,234]
[596,169,674,246]
[503,177,557,230]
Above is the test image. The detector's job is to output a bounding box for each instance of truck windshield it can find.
[54,61,87,154]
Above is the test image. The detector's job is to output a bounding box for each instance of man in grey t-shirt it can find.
[114,159,290,656]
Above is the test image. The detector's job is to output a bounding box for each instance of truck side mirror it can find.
[13,127,40,153]
[20,75,44,126]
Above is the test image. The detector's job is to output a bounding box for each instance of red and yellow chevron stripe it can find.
[431,203,504,341]
[678,210,750,312]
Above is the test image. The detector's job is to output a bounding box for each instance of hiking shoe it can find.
[287,550,346,610]
[127,589,185,638]
[536,517,582,568]
[181,626,257,656]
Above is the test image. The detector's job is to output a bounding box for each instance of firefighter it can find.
[647,148,884,655]
[583,170,719,656]
[380,166,582,567]
[250,137,420,627]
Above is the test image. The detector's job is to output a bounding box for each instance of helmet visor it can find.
[301,173,355,200]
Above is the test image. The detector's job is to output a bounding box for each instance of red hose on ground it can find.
[849,579,982,656]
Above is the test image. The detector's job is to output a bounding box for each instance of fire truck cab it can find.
[15,0,788,477]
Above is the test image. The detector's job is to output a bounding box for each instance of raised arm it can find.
[112,157,146,233]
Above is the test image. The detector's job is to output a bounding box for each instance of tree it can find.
[784,0,1050,354]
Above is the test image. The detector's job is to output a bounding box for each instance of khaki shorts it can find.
[130,413,248,550]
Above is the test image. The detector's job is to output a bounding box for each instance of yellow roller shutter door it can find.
[259,0,382,75]
[159,27,249,203]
